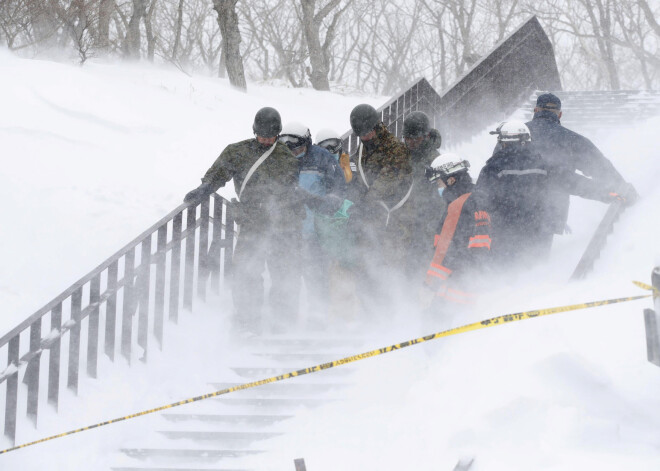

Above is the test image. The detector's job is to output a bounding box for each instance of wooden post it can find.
[184,205,197,311]
[137,236,152,361]
[87,274,101,378]
[4,336,19,444]
[197,197,210,301]
[210,194,224,293]
[67,287,83,393]
[26,318,42,425]
[644,266,660,367]
[48,303,62,410]
[169,212,183,323]
[294,458,307,471]
[105,261,119,361]
[121,248,136,364]
[154,225,167,349]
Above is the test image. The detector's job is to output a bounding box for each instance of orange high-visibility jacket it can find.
[425,189,492,304]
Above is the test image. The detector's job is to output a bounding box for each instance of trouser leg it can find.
[231,229,266,334]
[267,228,302,331]
[301,235,330,319]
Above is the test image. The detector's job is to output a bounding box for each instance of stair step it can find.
[121,448,263,462]
[112,468,247,471]
[161,414,293,426]
[212,397,334,409]
[250,352,344,362]
[208,382,349,395]
[230,366,352,379]
[158,431,282,444]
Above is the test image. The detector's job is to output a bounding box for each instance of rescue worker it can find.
[475,121,550,269]
[526,93,637,247]
[348,104,413,276]
[402,111,444,281]
[278,122,346,322]
[314,129,359,325]
[184,107,303,335]
[315,128,354,185]
[420,154,491,309]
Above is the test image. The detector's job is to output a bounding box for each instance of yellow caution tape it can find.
[633,280,659,297]
[0,291,652,455]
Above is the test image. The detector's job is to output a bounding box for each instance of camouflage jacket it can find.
[201,139,303,228]
[356,122,413,208]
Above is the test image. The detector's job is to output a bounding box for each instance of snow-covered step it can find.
[211,397,336,410]
[161,413,293,426]
[208,381,350,396]
[157,430,283,445]
[119,447,263,461]
[229,366,352,379]
[112,468,246,471]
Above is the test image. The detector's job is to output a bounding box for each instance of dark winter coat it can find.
[405,129,445,276]
[526,111,626,233]
[202,139,303,231]
[475,144,550,263]
[424,180,492,305]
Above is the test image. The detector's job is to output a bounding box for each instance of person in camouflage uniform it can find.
[401,111,444,282]
[184,107,303,335]
[349,104,413,304]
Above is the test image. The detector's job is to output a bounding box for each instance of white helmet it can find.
[279,121,311,149]
[492,120,531,143]
[426,153,470,183]
[315,128,343,154]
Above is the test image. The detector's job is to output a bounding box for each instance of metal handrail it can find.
[1,192,235,444]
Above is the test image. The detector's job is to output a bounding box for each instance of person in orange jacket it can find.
[420,153,492,310]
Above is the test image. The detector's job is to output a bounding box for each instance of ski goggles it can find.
[317,138,342,155]
[279,134,308,150]
[425,160,470,183]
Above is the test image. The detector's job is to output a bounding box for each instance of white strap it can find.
[378,181,415,227]
[358,142,369,189]
[238,142,277,201]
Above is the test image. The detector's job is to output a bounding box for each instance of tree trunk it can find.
[172,0,184,61]
[122,0,147,59]
[144,0,157,62]
[98,0,115,53]
[211,0,247,91]
[301,0,331,91]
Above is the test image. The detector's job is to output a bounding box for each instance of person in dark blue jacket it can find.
[526,93,637,242]
[476,121,552,269]
[279,122,346,323]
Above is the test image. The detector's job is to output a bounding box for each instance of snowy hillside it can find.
[1,50,660,470]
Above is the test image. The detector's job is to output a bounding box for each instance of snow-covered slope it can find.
[1,50,660,470]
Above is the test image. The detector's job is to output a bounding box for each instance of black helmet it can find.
[253,107,282,138]
[350,104,379,136]
[403,111,430,138]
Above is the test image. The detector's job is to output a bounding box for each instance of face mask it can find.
[437,187,444,197]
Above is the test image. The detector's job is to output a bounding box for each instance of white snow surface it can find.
[1,50,660,470]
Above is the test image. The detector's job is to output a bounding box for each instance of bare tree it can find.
[211,0,247,90]
[122,0,147,59]
[299,0,352,90]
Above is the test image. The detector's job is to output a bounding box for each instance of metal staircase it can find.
[111,337,363,471]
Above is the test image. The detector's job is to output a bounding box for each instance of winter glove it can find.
[231,198,248,225]
[184,182,213,205]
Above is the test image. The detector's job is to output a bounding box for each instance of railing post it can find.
[294,458,307,471]
[154,225,167,349]
[169,212,183,323]
[137,236,152,361]
[644,266,660,367]
[26,318,42,425]
[87,274,101,378]
[210,194,224,293]
[4,336,19,444]
[224,200,235,279]
[197,197,210,301]
[105,260,118,361]
[67,287,83,394]
[184,205,197,311]
[48,303,62,410]
[121,248,136,364]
